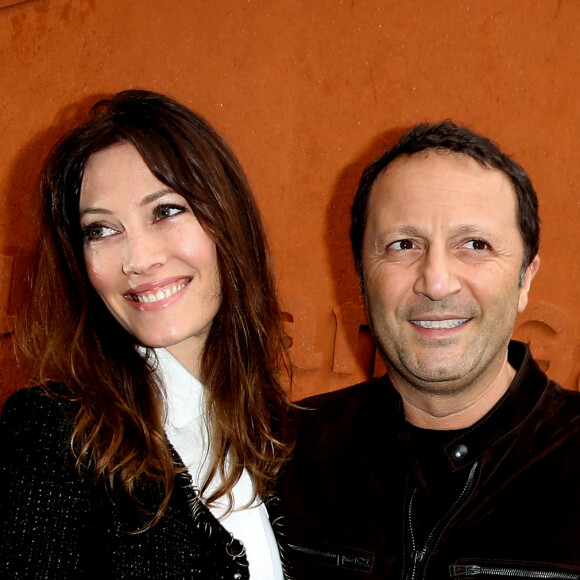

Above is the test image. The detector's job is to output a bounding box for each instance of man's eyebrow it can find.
[397,225,423,237]
[454,224,494,237]
[378,224,495,240]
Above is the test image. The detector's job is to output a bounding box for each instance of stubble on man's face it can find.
[361,152,537,401]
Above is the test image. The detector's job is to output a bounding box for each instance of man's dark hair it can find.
[350,120,540,284]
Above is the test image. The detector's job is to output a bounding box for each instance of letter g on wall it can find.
[515,301,579,391]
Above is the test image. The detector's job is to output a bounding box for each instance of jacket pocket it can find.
[449,562,580,579]
[288,542,374,572]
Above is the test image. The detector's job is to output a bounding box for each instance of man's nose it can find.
[413,246,462,301]
[121,232,165,276]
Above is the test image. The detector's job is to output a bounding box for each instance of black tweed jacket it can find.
[0,387,250,579]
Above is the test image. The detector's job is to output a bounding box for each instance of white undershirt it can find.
[155,347,284,580]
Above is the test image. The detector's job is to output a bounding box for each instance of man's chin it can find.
[393,358,475,396]
[406,376,474,397]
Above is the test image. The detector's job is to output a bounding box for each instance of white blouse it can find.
[155,347,284,580]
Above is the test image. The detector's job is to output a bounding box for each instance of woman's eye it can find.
[154,204,185,221]
[465,239,489,250]
[82,224,116,241]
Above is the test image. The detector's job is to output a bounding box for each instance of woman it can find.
[0,89,292,579]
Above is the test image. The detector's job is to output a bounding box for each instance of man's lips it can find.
[410,318,470,329]
[124,277,192,304]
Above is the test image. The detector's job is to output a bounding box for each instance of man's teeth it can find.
[411,319,469,329]
[133,282,187,303]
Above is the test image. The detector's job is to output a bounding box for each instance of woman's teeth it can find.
[132,282,187,303]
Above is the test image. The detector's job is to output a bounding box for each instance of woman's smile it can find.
[124,277,192,305]
[80,143,222,372]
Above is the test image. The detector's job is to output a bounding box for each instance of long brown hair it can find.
[16,89,292,527]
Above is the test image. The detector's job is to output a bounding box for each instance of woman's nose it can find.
[121,232,165,276]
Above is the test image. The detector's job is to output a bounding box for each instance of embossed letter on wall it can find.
[514,301,578,391]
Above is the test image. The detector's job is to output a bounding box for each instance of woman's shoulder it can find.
[0,385,77,444]
[2,384,75,413]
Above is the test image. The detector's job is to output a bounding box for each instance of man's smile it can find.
[410,318,470,329]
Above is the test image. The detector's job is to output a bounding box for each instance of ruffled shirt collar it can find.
[155,347,204,430]
[145,347,284,580]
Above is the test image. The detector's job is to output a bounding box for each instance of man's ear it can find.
[518,254,540,313]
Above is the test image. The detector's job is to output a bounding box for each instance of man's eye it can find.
[82,225,116,241]
[465,239,489,250]
[154,205,185,221]
[389,239,415,251]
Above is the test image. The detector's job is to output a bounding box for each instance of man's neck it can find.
[394,360,516,430]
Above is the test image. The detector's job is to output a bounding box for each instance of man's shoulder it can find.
[543,379,580,419]
[298,375,394,416]
[511,341,580,419]
[289,376,400,453]
[515,377,580,460]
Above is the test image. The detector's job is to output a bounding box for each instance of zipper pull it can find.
[405,550,426,580]
[449,565,482,577]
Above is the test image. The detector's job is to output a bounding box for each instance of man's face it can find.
[362,152,539,398]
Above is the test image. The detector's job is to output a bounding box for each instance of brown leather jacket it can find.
[277,341,580,579]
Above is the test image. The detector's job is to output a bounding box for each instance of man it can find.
[277,121,580,579]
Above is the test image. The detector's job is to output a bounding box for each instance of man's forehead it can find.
[363,151,522,243]
[370,151,516,206]
[379,149,493,180]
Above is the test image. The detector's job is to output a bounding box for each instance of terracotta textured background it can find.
[0,0,578,405]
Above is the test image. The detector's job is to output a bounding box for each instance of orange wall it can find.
[0,0,578,403]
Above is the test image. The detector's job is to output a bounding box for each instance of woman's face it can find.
[79,142,221,376]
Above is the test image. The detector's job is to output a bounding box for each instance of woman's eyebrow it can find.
[139,188,175,206]
[79,189,175,218]
[79,206,113,218]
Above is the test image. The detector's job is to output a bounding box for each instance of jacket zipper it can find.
[405,461,480,580]
[449,564,579,579]
[287,543,373,572]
